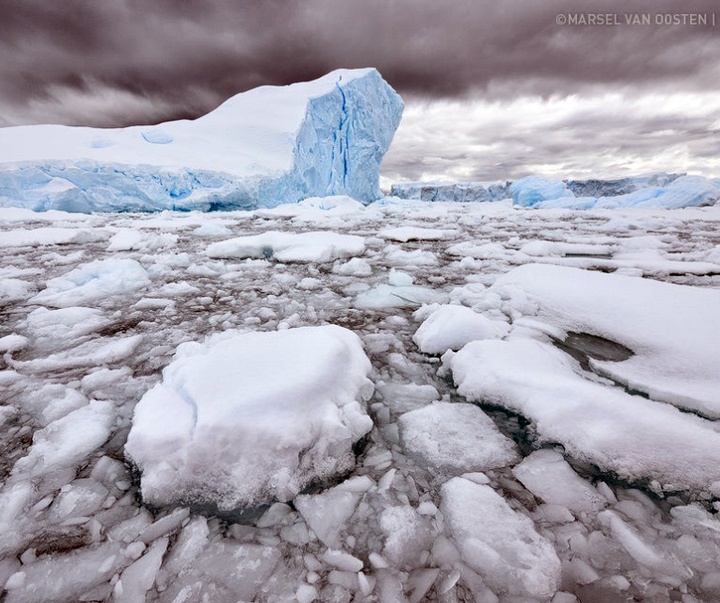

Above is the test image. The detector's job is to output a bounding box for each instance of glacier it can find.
[0,68,403,212]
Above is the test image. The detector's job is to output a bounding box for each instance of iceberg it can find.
[0,68,403,212]
[509,176,574,207]
[389,181,510,202]
[512,173,720,209]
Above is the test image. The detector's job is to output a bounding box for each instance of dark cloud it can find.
[0,0,718,126]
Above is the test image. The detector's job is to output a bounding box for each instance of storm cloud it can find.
[1,0,718,180]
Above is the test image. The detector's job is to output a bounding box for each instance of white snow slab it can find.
[125,325,374,510]
[30,258,150,308]
[494,264,720,417]
[512,449,606,514]
[207,231,365,263]
[0,227,107,248]
[378,226,457,242]
[13,400,114,477]
[440,477,561,599]
[0,68,403,211]
[398,402,519,473]
[446,338,720,493]
[413,304,510,354]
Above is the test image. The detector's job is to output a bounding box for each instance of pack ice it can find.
[0,68,403,212]
[124,325,374,511]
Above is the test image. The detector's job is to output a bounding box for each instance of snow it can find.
[412,304,510,354]
[0,69,402,211]
[494,263,720,417]
[207,230,365,263]
[30,258,150,308]
[446,337,720,493]
[12,400,114,477]
[440,477,562,600]
[125,325,374,511]
[398,402,519,473]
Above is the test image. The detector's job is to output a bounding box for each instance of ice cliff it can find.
[0,68,403,212]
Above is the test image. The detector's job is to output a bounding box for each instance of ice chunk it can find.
[207,230,365,263]
[379,505,435,568]
[398,402,519,473]
[13,400,114,477]
[3,542,128,603]
[447,338,720,492]
[512,449,606,514]
[413,304,510,354]
[114,537,168,603]
[30,258,150,308]
[495,264,720,417]
[510,176,573,207]
[295,478,368,548]
[125,325,373,511]
[158,541,280,602]
[0,69,403,212]
[440,477,561,599]
[164,516,209,575]
[378,226,457,242]
[0,227,106,248]
[354,275,447,309]
[377,382,439,414]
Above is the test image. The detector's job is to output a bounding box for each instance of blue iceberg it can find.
[511,174,720,209]
[0,68,403,212]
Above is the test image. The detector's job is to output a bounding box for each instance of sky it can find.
[1,0,719,184]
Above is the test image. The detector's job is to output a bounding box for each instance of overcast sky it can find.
[1,0,719,183]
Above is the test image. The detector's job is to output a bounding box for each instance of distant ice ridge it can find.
[390,181,510,202]
[510,174,720,209]
[0,68,403,212]
[390,172,720,209]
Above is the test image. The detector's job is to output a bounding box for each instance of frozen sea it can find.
[1,197,720,603]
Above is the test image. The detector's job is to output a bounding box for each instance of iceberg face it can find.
[390,181,510,202]
[566,172,681,197]
[509,176,573,207]
[0,69,403,212]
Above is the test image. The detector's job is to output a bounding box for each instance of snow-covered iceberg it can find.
[124,326,374,512]
[0,68,403,212]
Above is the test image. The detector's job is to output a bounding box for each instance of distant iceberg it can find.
[0,68,403,212]
[390,172,719,210]
[510,173,720,209]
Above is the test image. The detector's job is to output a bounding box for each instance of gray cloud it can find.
[1,0,718,180]
[381,91,720,183]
